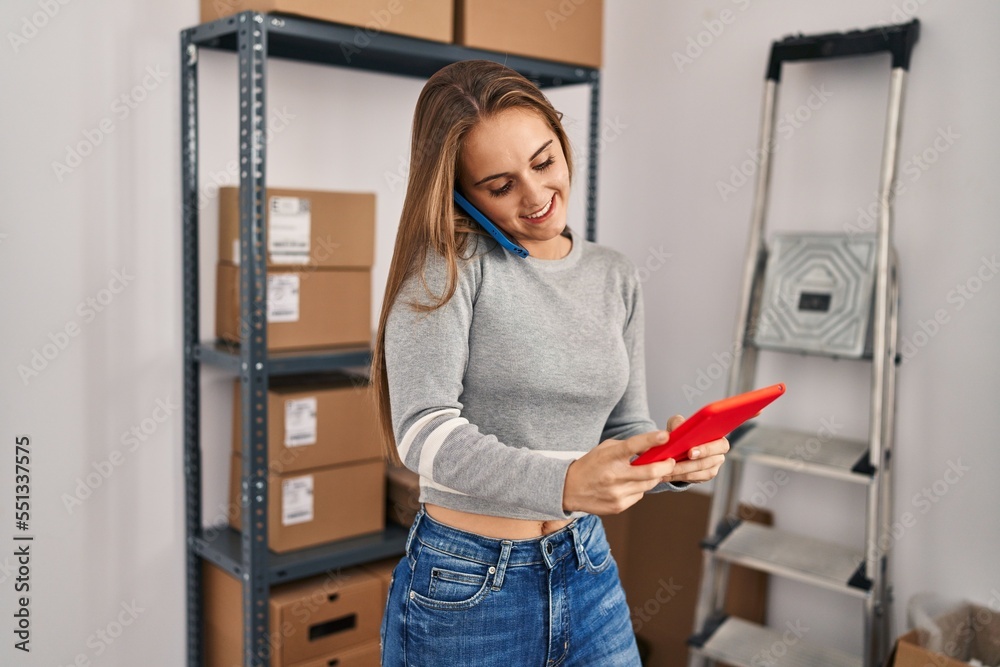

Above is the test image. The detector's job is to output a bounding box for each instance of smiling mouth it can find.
[522,195,554,221]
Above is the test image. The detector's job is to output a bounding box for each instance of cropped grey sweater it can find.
[383,226,688,521]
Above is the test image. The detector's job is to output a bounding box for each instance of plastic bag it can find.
[907,592,1000,666]
[908,592,968,654]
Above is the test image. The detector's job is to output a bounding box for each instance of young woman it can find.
[371,60,729,667]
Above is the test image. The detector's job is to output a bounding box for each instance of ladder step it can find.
[714,522,869,597]
[731,425,874,483]
[691,616,862,667]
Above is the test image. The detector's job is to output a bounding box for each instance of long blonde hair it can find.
[371,60,575,466]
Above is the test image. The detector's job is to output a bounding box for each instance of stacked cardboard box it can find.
[385,465,420,528]
[215,187,375,351]
[362,556,401,604]
[229,375,386,553]
[455,0,603,68]
[200,0,453,43]
[203,561,383,667]
[198,1,601,69]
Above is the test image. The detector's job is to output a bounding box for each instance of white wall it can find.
[0,0,996,664]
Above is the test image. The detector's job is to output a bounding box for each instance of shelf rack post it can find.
[585,70,600,243]
[236,13,273,667]
[181,26,204,667]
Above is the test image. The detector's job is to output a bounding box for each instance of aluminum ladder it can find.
[687,20,919,667]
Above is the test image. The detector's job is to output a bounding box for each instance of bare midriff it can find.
[424,502,574,539]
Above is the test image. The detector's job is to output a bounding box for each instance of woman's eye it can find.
[534,157,555,171]
[489,182,513,198]
[487,158,554,198]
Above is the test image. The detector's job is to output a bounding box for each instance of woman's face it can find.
[457,107,571,258]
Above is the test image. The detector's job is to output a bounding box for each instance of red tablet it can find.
[630,383,786,466]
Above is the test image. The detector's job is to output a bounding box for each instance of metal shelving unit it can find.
[181,11,602,666]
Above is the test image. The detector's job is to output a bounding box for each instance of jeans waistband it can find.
[406,504,598,570]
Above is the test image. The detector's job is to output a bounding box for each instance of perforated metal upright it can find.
[181,12,603,666]
[182,13,275,665]
[181,23,202,667]
[687,20,919,667]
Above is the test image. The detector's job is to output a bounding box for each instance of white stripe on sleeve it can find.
[417,416,469,480]
[398,408,460,461]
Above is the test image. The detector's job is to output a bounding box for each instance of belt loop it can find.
[570,519,586,570]
[405,505,425,556]
[491,540,513,591]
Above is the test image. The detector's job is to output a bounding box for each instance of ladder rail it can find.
[727,78,778,402]
[879,259,900,660]
[864,66,907,667]
[689,79,780,667]
[723,76,777,539]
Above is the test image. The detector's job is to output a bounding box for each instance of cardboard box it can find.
[229,453,386,553]
[287,641,380,667]
[218,187,375,270]
[455,0,603,68]
[215,262,371,351]
[362,556,401,604]
[202,561,382,667]
[232,375,381,474]
[200,0,453,43]
[891,604,1000,667]
[385,465,420,528]
[613,491,772,667]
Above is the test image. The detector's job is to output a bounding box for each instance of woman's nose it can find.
[522,179,549,210]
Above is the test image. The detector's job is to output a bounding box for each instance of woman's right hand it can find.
[562,431,678,515]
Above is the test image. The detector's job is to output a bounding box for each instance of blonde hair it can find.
[370,60,575,466]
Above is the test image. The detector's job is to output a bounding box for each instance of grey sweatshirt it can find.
[384,226,688,521]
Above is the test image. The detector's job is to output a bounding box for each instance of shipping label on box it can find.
[284,397,318,447]
[269,196,312,264]
[267,274,300,322]
[282,475,314,526]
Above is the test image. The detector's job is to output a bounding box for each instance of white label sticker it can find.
[282,475,314,526]
[232,239,240,266]
[267,274,300,323]
[269,196,311,264]
[284,397,317,447]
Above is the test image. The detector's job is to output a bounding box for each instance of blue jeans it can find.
[380,505,641,667]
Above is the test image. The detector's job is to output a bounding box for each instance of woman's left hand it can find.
[657,414,730,484]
